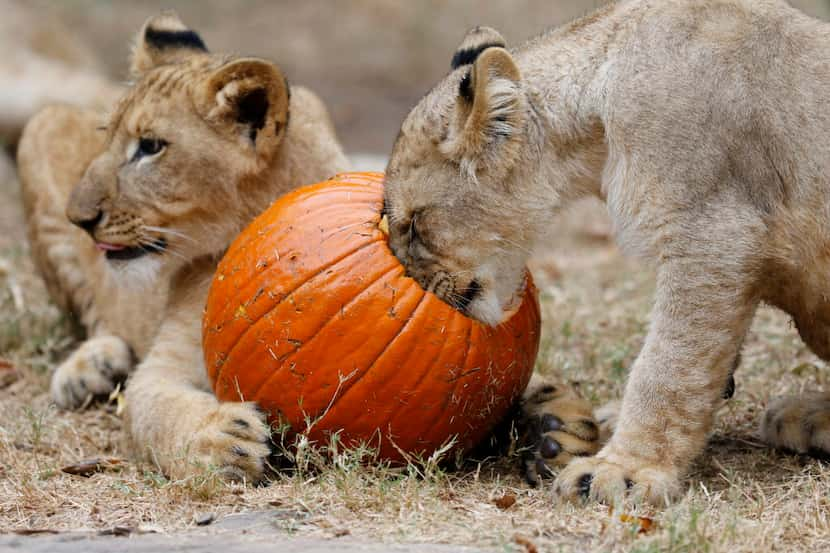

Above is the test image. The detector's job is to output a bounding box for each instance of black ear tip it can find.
[144,27,208,52]
[451,41,507,70]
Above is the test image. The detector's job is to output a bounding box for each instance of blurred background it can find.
[17,0,830,157]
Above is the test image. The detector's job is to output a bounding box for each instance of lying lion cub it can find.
[383,0,830,504]
[18,13,349,481]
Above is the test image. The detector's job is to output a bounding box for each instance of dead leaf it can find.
[513,534,539,553]
[61,457,124,477]
[492,492,517,510]
[0,360,18,389]
[619,513,656,534]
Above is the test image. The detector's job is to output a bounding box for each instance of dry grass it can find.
[2,185,830,552]
[3,1,830,549]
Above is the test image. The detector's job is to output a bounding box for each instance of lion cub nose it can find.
[68,207,103,234]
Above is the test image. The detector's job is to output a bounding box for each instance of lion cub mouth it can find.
[96,238,167,261]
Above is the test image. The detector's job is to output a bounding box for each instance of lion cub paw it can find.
[554,452,682,506]
[761,393,830,459]
[518,380,602,486]
[188,402,274,484]
[50,335,133,409]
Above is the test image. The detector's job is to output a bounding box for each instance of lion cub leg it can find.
[518,374,613,485]
[123,271,273,483]
[17,105,138,408]
[555,235,761,505]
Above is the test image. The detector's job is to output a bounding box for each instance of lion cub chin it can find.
[18,13,348,483]
[384,0,830,504]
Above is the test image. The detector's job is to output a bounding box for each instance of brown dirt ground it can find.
[3,1,830,552]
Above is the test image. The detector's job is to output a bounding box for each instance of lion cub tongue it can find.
[95,242,127,252]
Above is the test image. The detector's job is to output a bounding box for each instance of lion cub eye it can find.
[134,137,167,160]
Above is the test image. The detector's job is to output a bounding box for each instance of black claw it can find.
[541,414,563,432]
[111,371,128,388]
[722,374,736,400]
[535,458,554,479]
[806,447,830,462]
[577,473,593,498]
[231,445,249,457]
[578,419,600,440]
[524,461,541,487]
[233,418,250,429]
[540,436,561,459]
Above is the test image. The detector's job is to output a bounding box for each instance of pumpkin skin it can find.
[202,172,541,462]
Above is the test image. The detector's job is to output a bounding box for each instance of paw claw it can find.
[540,436,561,459]
[51,336,133,410]
[761,393,830,458]
[555,455,680,506]
[517,380,602,481]
[189,402,273,484]
[542,414,563,432]
[577,473,593,498]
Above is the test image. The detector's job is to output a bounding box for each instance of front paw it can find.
[761,393,830,459]
[554,452,682,506]
[50,335,133,409]
[188,402,274,484]
[518,382,601,486]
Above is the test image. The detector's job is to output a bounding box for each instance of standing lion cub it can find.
[384,0,830,504]
[18,13,349,481]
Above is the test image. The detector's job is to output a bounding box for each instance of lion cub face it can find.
[66,14,289,284]
[384,28,532,325]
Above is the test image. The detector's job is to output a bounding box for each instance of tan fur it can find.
[0,0,122,145]
[17,14,348,482]
[384,0,830,504]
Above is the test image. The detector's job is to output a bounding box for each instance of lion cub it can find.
[383,0,830,504]
[18,14,348,481]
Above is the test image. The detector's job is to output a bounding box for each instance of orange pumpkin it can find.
[202,172,541,462]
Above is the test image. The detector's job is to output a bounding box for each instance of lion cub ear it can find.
[196,58,290,161]
[442,30,525,179]
[130,12,208,77]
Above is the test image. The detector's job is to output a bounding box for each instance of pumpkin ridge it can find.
[377,306,469,445]
[210,237,386,390]
[342,295,447,434]
[249,262,402,407]
[312,284,429,424]
[401,312,475,448]
[210,211,382,332]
